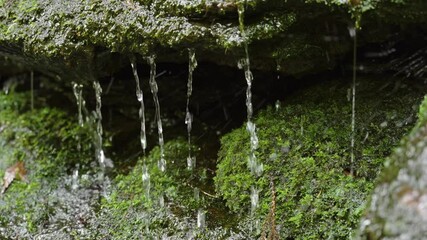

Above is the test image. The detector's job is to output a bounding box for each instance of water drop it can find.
[197,209,206,229]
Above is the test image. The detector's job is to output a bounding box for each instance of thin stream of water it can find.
[130,57,151,197]
[186,48,197,170]
[93,81,106,173]
[72,82,84,152]
[130,57,147,154]
[237,2,263,217]
[72,82,85,128]
[71,82,86,191]
[146,55,166,173]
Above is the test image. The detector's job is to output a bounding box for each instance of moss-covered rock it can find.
[0,0,425,76]
[356,96,427,239]
[0,91,96,236]
[215,77,426,239]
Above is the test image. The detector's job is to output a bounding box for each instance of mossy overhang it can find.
[0,0,426,77]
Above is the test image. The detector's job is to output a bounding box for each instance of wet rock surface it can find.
[0,0,426,76]
[358,97,427,240]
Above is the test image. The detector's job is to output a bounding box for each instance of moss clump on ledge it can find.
[215,77,426,239]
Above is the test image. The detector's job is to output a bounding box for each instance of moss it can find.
[0,0,424,76]
[0,91,94,233]
[97,138,228,238]
[215,77,426,239]
[0,0,296,56]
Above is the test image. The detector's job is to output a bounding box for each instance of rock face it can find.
[0,0,426,77]
[357,97,427,239]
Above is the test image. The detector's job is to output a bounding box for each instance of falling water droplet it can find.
[159,195,165,208]
[194,188,200,202]
[197,209,206,229]
[250,186,259,214]
[130,57,147,153]
[71,165,79,190]
[186,48,198,170]
[187,156,196,170]
[275,100,281,111]
[146,55,166,172]
[142,164,150,197]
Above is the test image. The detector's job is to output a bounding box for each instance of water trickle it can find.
[142,163,151,197]
[146,55,166,172]
[197,209,206,229]
[72,82,85,151]
[238,2,263,217]
[275,100,281,112]
[186,48,198,170]
[72,82,85,127]
[130,57,147,154]
[71,165,79,190]
[194,188,200,201]
[250,186,260,214]
[93,81,106,172]
[159,195,165,208]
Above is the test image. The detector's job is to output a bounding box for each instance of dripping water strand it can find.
[130,57,150,197]
[237,2,262,218]
[130,57,148,155]
[93,80,113,198]
[350,25,357,176]
[186,49,197,170]
[186,49,205,229]
[71,82,84,191]
[72,83,85,127]
[72,82,85,151]
[93,81,106,172]
[146,55,166,173]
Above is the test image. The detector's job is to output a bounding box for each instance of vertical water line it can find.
[72,82,85,191]
[72,82,85,151]
[146,55,166,173]
[130,57,148,154]
[93,81,106,174]
[186,49,205,229]
[237,1,263,217]
[186,49,197,170]
[130,57,150,197]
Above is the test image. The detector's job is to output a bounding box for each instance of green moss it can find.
[98,138,223,238]
[0,91,93,232]
[415,95,427,130]
[0,0,424,76]
[215,77,426,239]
